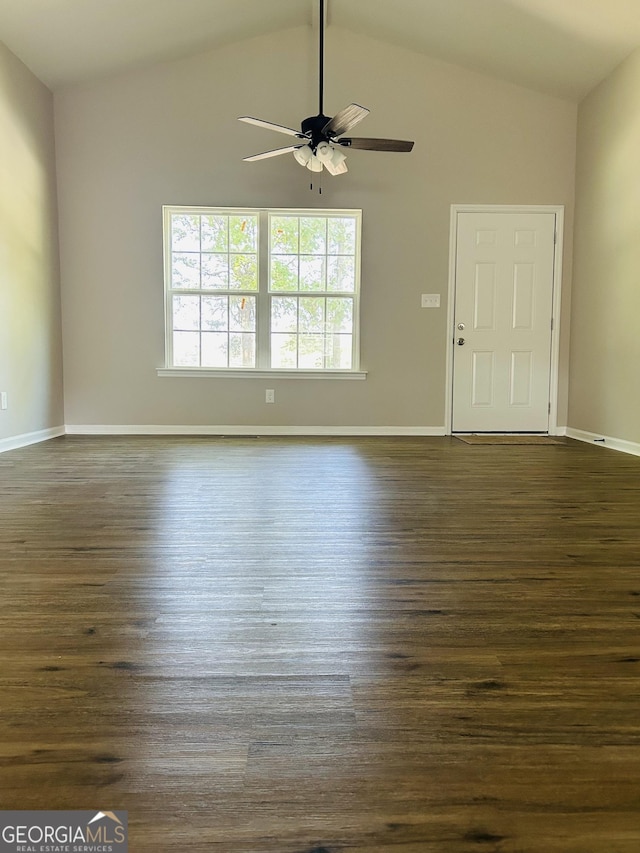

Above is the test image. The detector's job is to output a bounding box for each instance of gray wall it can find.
[0,41,64,442]
[569,46,640,445]
[54,26,577,429]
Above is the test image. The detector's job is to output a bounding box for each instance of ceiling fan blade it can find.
[322,104,370,137]
[238,116,306,138]
[338,137,415,152]
[243,145,302,162]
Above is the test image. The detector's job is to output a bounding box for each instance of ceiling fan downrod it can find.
[318,0,325,117]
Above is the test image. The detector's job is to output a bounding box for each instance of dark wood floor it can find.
[1,435,639,852]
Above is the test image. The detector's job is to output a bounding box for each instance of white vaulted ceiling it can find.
[1,0,640,99]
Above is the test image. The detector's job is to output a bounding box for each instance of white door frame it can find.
[445,204,565,435]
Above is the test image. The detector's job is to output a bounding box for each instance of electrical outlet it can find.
[265,389,275,404]
[0,392,7,410]
[421,293,440,309]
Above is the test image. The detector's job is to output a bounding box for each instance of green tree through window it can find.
[164,207,361,372]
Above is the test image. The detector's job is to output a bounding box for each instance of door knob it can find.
[457,338,465,346]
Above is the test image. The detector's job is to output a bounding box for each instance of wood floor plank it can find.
[1,435,639,850]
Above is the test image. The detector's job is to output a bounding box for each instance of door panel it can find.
[452,212,556,432]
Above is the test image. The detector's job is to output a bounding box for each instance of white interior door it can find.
[452,211,556,432]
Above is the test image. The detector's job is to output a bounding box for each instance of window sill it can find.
[157,368,367,380]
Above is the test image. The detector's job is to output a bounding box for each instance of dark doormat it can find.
[455,434,566,445]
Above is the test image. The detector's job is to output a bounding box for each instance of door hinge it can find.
[554,230,557,244]
[551,317,554,331]
[548,402,551,414]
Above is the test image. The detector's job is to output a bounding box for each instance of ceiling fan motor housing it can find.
[301,114,332,149]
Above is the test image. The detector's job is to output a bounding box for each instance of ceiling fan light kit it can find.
[293,144,323,172]
[239,0,414,176]
[316,142,348,175]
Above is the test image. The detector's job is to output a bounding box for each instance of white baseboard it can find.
[7,424,638,455]
[65,424,446,437]
[566,427,640,458]
[0,426,65,455]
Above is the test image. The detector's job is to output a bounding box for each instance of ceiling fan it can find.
[238,0,414,176]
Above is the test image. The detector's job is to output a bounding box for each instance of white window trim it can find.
[161,205,364,378]
[157,368,367,379]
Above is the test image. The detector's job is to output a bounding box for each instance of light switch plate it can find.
[421,294,440,308]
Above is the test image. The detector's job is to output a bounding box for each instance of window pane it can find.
[229,254,258,290]
[271,297,297,333]
[229,333,256,368]
[271,334,297,368]
[172,253,200,289]
[166,207,360,372]
[171,214,200,252]
[173,331,200,366]
[229,216,258,253]
[173,295,200,330]
[201,332,228,367]
[229,295,256,332]
[300,217,326,254]
[327,256,356,292]
[328,217,356,255]
[326,334,353,369]
[202,296,227,331]
[201,253,228,289]
[271,256,298,291]
[300,256,325,291]
[298,335,324,368]
[326,297,353,333]
[201,215,228,252]
[299,297,324,333]
[271,217,299,254]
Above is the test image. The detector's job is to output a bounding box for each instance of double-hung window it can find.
[162,206,362,376]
